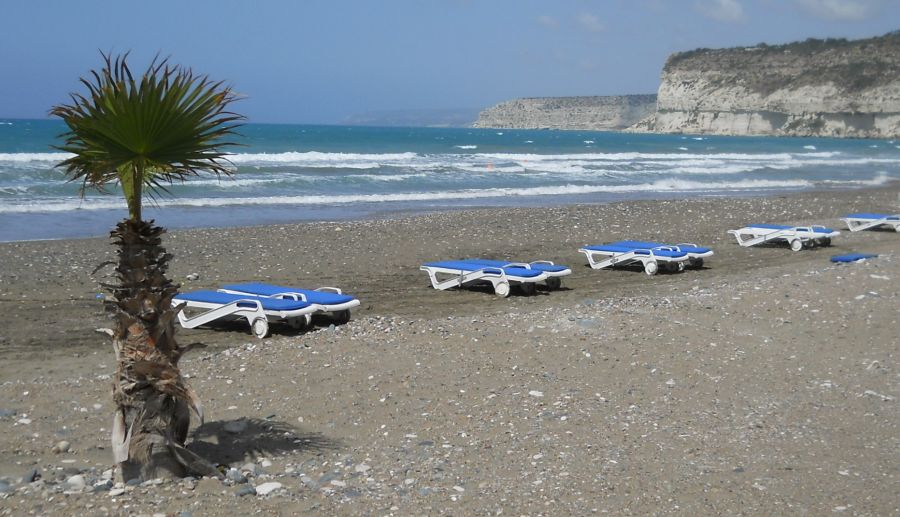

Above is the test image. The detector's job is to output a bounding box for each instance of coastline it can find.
[0,186,898,514]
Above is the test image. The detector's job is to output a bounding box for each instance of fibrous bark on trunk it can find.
[106,219,219,481]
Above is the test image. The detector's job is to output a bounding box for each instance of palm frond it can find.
[49,52,244,220]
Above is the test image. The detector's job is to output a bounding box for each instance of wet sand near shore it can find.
[0,186,897,515]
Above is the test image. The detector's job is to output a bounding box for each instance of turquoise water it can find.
[1,118,899,241]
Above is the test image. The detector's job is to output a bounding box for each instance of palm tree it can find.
[50,53,243,481]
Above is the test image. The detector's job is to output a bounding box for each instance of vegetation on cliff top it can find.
[665,30,899,95]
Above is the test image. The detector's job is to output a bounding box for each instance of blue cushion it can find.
[749,224,836,234]
[174,290,313,311]
[830,253,878,263]
[846,213,899,220]
[423,261,544,278]
[748,224,793,230]
[582,244,688,259]
[222,283,356,306]
[461,258,570,273]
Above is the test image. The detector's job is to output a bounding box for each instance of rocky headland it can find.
[635,31,900,138]
[475,32,900,138]
[472,95,657,131]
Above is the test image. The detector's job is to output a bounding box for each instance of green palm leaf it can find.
[50,52,244,221]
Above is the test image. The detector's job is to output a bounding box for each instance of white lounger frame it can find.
[420,265,548,297]
[578,247,690,276]
[727,226,840,251]
[172,296,321,339]
[841,215,900,232]
[218,286,360,323]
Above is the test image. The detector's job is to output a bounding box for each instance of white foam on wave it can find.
[821,171,895,186]
[226,151,419,169]
[348,173,430,182]
[454,145,477,150]
[0,178,818,213]
[804,145,816,150]
[0,152,73,163]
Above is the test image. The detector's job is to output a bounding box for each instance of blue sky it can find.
[1,0,897,124]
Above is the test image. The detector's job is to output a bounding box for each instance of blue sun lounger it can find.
[578,243,690,275]
[420,260,548,297]
[219,282,360,324]
[727,224,839,251]
[841,213,900,232]
[172,290,321,338]
[459,258,571,289]
[831,253,878,263]
[610,241,713,268]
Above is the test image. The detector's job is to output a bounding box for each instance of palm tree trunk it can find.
[107,219,219,481]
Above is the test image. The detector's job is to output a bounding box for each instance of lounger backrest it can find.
[423,261,544,278]
[222,283,356,306]
[460,258,569,273]
[614,240,711,255]
[747,224,792,231]
[582,244,688,258]
[174,290,313,311]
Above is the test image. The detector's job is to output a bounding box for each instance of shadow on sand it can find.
[187,418,340,465]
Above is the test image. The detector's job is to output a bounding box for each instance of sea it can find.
[1,119,899,242]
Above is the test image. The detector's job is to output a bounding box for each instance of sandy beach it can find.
[0,186,898,515]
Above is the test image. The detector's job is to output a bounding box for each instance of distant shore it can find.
[0,186,897,514]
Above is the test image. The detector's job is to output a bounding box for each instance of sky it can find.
[1,0,897,124]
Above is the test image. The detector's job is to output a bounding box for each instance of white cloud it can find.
[536,15,559,29]
[694,0,745,22]
[576,13,605,33]
[795,0,872,21]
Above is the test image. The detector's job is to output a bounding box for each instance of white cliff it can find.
[633,32,900,138]
[473,95,657,131]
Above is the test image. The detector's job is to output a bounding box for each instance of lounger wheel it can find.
[789,239,803,252]
[520,282,536,296]
[819,237,831,247]
[333,309,351,325]
[689,258,704,269]
[494,282,511,298]
[251,318,269,339]
[546,277,562,290]
[287,314,311,330]
[644,261,658,276]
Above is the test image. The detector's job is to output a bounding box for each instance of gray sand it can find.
[0,187,897,515]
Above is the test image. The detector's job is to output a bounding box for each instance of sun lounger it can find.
[420,260,548,297]
[578,243,690,275]
[727,224,840,251]
[458,258,571,289]
[841,213,900,232]
[831,253,878,263]
[219,282,360,324]
[172,290,321,338]
[610,240,713,268]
